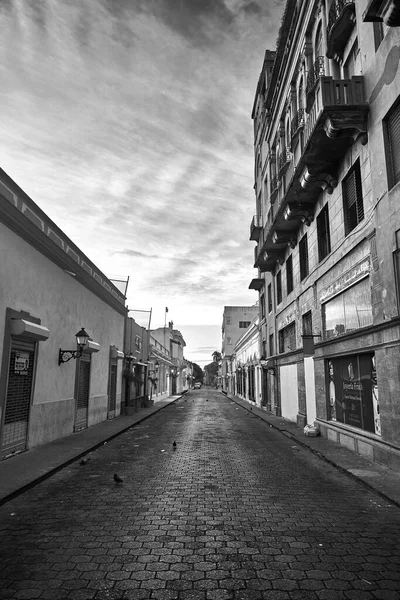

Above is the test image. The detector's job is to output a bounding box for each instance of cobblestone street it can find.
[1,390,400,600]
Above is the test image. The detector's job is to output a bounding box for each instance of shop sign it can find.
[320,258,370,303]
[14,352,30,376]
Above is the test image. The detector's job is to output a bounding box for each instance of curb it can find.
[0,395,183,507]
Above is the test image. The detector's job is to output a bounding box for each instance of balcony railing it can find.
[249,214,263,241]
[278,147,291,175]
[328,0,354,33]
[306,56,325,97]
[291,108,305,139]
[327,1,356,59]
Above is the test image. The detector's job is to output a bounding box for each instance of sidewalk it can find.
[0,395,182,506]
[225,391,400,509]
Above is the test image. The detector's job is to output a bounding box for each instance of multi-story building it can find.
[151,322,187,395]
[221,306,258,393]
[233,315,261,406]
[250,0,400,468]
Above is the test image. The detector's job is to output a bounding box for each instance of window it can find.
[135,335,142,350]
[279,322,296,353]
[317,204,331,261]
[227,337,232,345]
[276,271,282,305]
[322,278,373,339]
[344,39,359,78]
[239,321,251,328]
[286,255,293,294]
[269,333,274,357]
[260,293,266,320]
[385,99,400,189]
[299,234,309,280]
[302,311,313,336]
[267,283,272,313]
[225,316,231,325]
[373,22,388,50]
[343,159,364,235]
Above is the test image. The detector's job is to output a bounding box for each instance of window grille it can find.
[317,205,331,261]
[343,159,364,235]
[299,234,309,280]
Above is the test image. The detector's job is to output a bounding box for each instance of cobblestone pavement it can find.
[1,391,400,600]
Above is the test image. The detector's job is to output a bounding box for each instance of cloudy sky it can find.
[0,0,284,367]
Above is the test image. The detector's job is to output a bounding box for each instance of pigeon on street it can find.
[80,457,90,465]
[114,473,123,484]
[173,441,177,450]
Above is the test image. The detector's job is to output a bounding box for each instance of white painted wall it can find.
[304,356,317,425]
[280,364,299,422]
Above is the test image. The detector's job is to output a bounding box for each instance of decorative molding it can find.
[299,167,337,194]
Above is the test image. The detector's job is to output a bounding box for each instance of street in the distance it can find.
[1,390,400,600]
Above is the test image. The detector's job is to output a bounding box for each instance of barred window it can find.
[343,159,364,235]
[317,204,331,261]
[299,234,309,280]
[239,321,251,328]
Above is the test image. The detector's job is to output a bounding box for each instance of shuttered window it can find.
[299,234,309,280]
[317,204,331,261]
[286,255,293,294]
[267,283,272,313]
[386,100,400,189]
[276,271,282,305]
[343,159,364,235]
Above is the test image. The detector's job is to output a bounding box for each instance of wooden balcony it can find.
[253,75,369,273]
[327,1,356,60]
[249,215,263,241]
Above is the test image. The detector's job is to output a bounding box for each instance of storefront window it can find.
[326,353,380,435]
[323,278,372,339]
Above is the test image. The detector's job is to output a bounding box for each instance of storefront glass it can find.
[326,353,380,435]
[323,278,373,339]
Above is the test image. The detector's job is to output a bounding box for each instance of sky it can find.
[0,0,284,367]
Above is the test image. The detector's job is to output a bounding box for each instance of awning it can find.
[10,319,50,341]
[87,340,100,353]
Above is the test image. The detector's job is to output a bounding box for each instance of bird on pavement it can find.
[173,441,177,450]
[80,457,90,466]
[114,473,123,484]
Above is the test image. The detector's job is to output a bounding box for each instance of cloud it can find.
[0,0,282,360]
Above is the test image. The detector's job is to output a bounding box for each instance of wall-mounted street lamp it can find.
[259,355,276,376]
[149,360,160,378]
[59,327,90,365]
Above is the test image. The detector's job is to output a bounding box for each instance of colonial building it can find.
[250,0,400,468]
[233,315,261,407]
[123,317,150,414]
[0,168,126,459]
[151,322,188,395]
[221,305,258,394]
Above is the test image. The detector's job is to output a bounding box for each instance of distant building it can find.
[151,322,187,395]
[233,315,260,406]
[221,306,258,393]
[249,0,400,468]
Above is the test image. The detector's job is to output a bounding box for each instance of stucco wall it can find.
[0,223,125,448]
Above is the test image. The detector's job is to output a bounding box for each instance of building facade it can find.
[0,169,126,459]
[233,315,261,407]
[123,317,150,414]
[221,305,259,394]
[151,322,188,395]
[250,0,400,469]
